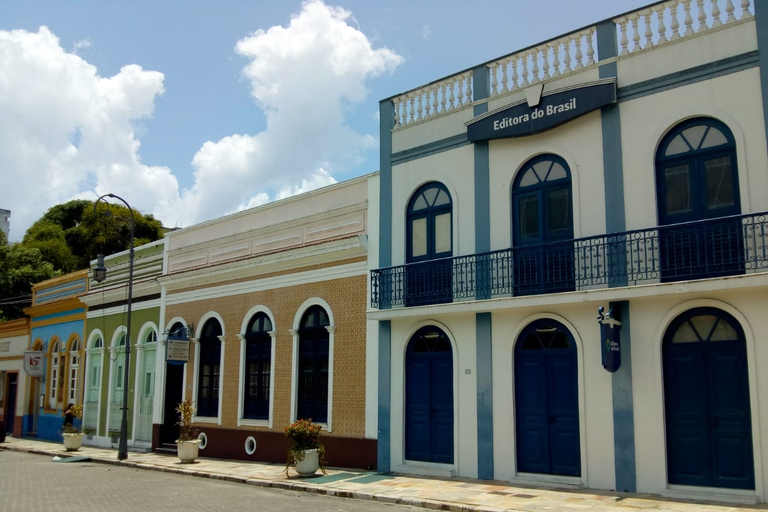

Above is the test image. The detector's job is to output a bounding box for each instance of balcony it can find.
[371,212,768,309]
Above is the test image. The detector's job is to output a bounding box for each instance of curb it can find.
[1,443,503,512]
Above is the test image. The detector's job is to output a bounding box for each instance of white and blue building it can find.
[370,0,768,503]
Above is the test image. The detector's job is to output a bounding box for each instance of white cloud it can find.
[72,38,91,54]
[420,24,432,40]
[0,26,178,241]
[0,1,402,241]
[183,0,402,223]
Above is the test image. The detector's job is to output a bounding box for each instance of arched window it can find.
[656,118,743,281]
[48,339,60,410]
[512,154,574,295]
[243,313,272,420]
[197,319,222,418]
[297,306,330,423]
[407,182,453,262]
[406,182,453,305]
[67,338,80,404]
[84,334,103,430]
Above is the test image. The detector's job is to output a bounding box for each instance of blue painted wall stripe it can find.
[377,320,392,473]
[379,100,394,269]
[610,301,636,492]
[476,312,494,479]
[598,21,636,493]
[755,1,768,153]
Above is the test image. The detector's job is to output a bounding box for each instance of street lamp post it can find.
[93,193,135,461]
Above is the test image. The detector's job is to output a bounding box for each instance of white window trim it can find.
[289,298,335,433]
[48,342,60,410]
[131,323,158,440]
[236,331,276,428]
[84,330,105,434]
[191,312,225,426]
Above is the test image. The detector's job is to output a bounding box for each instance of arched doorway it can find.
[663,307,754,489]
[405,326,453,464]
[515,319,580,476]
[160,322,187,447]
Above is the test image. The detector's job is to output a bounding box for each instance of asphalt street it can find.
[0,450,421,512]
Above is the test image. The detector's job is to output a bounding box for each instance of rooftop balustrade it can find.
[371,211,768,309]
[390,0,755,130]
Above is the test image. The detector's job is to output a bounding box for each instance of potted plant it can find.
[284,418,326,477]
[61,403,84,451]
[175,398,200,463]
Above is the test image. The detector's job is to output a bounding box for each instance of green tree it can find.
[0,199,164,320]
[0,234,58,320]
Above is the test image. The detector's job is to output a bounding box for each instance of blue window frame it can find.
[406,182,453,306]
[197,319,222,418]
[656,118,743,281]
[512,154,574,295]
[297,306,329,423]
[243,312,272,420]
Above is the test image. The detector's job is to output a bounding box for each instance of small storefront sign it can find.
[166,337,190,363]
[467,79,616,141]
[597,307,622,373]
[23,350,45,377]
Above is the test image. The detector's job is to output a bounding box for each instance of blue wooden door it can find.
[663,308,754,489]
[515,320,580,476]
[405,327,454,464]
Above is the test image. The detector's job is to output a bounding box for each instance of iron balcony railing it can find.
[371,212,768,309]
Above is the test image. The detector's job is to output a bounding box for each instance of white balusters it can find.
[530,49,540,83]
[574,35,584,70]
[656,5,668,44]
[618,17,630,55]
[631,14,642,51]
[542,44,551,80]
[585,32,595,66]
[521,53,530,87]
[644,10,654,49]
[389,0,760,128]
[711,0,722,27]
[741,0,751,20]
[551,42,561,77]
[510,57,519,91]
[684,0,695,36]
[464,73,472,104]
[697,0,709,30]
[670,3,681,40]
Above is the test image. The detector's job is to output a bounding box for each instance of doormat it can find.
[346,473,395,484]
[300,472,358,484]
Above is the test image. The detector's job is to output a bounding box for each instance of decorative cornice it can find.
[0,318,30,338]
[161,236,367,292]
[25,297,86,320]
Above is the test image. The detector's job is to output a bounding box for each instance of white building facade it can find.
[371,0,768,504]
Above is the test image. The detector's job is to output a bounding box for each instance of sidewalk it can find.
[2,436,766,512]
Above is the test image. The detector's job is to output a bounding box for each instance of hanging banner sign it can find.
[466,79,616,141]
[597,307,622,373]
[166,336,190,363]
[23,350,45,377]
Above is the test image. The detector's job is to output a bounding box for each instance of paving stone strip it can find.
[2,437,767,512]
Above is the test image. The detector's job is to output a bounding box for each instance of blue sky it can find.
[0,0,646,240]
